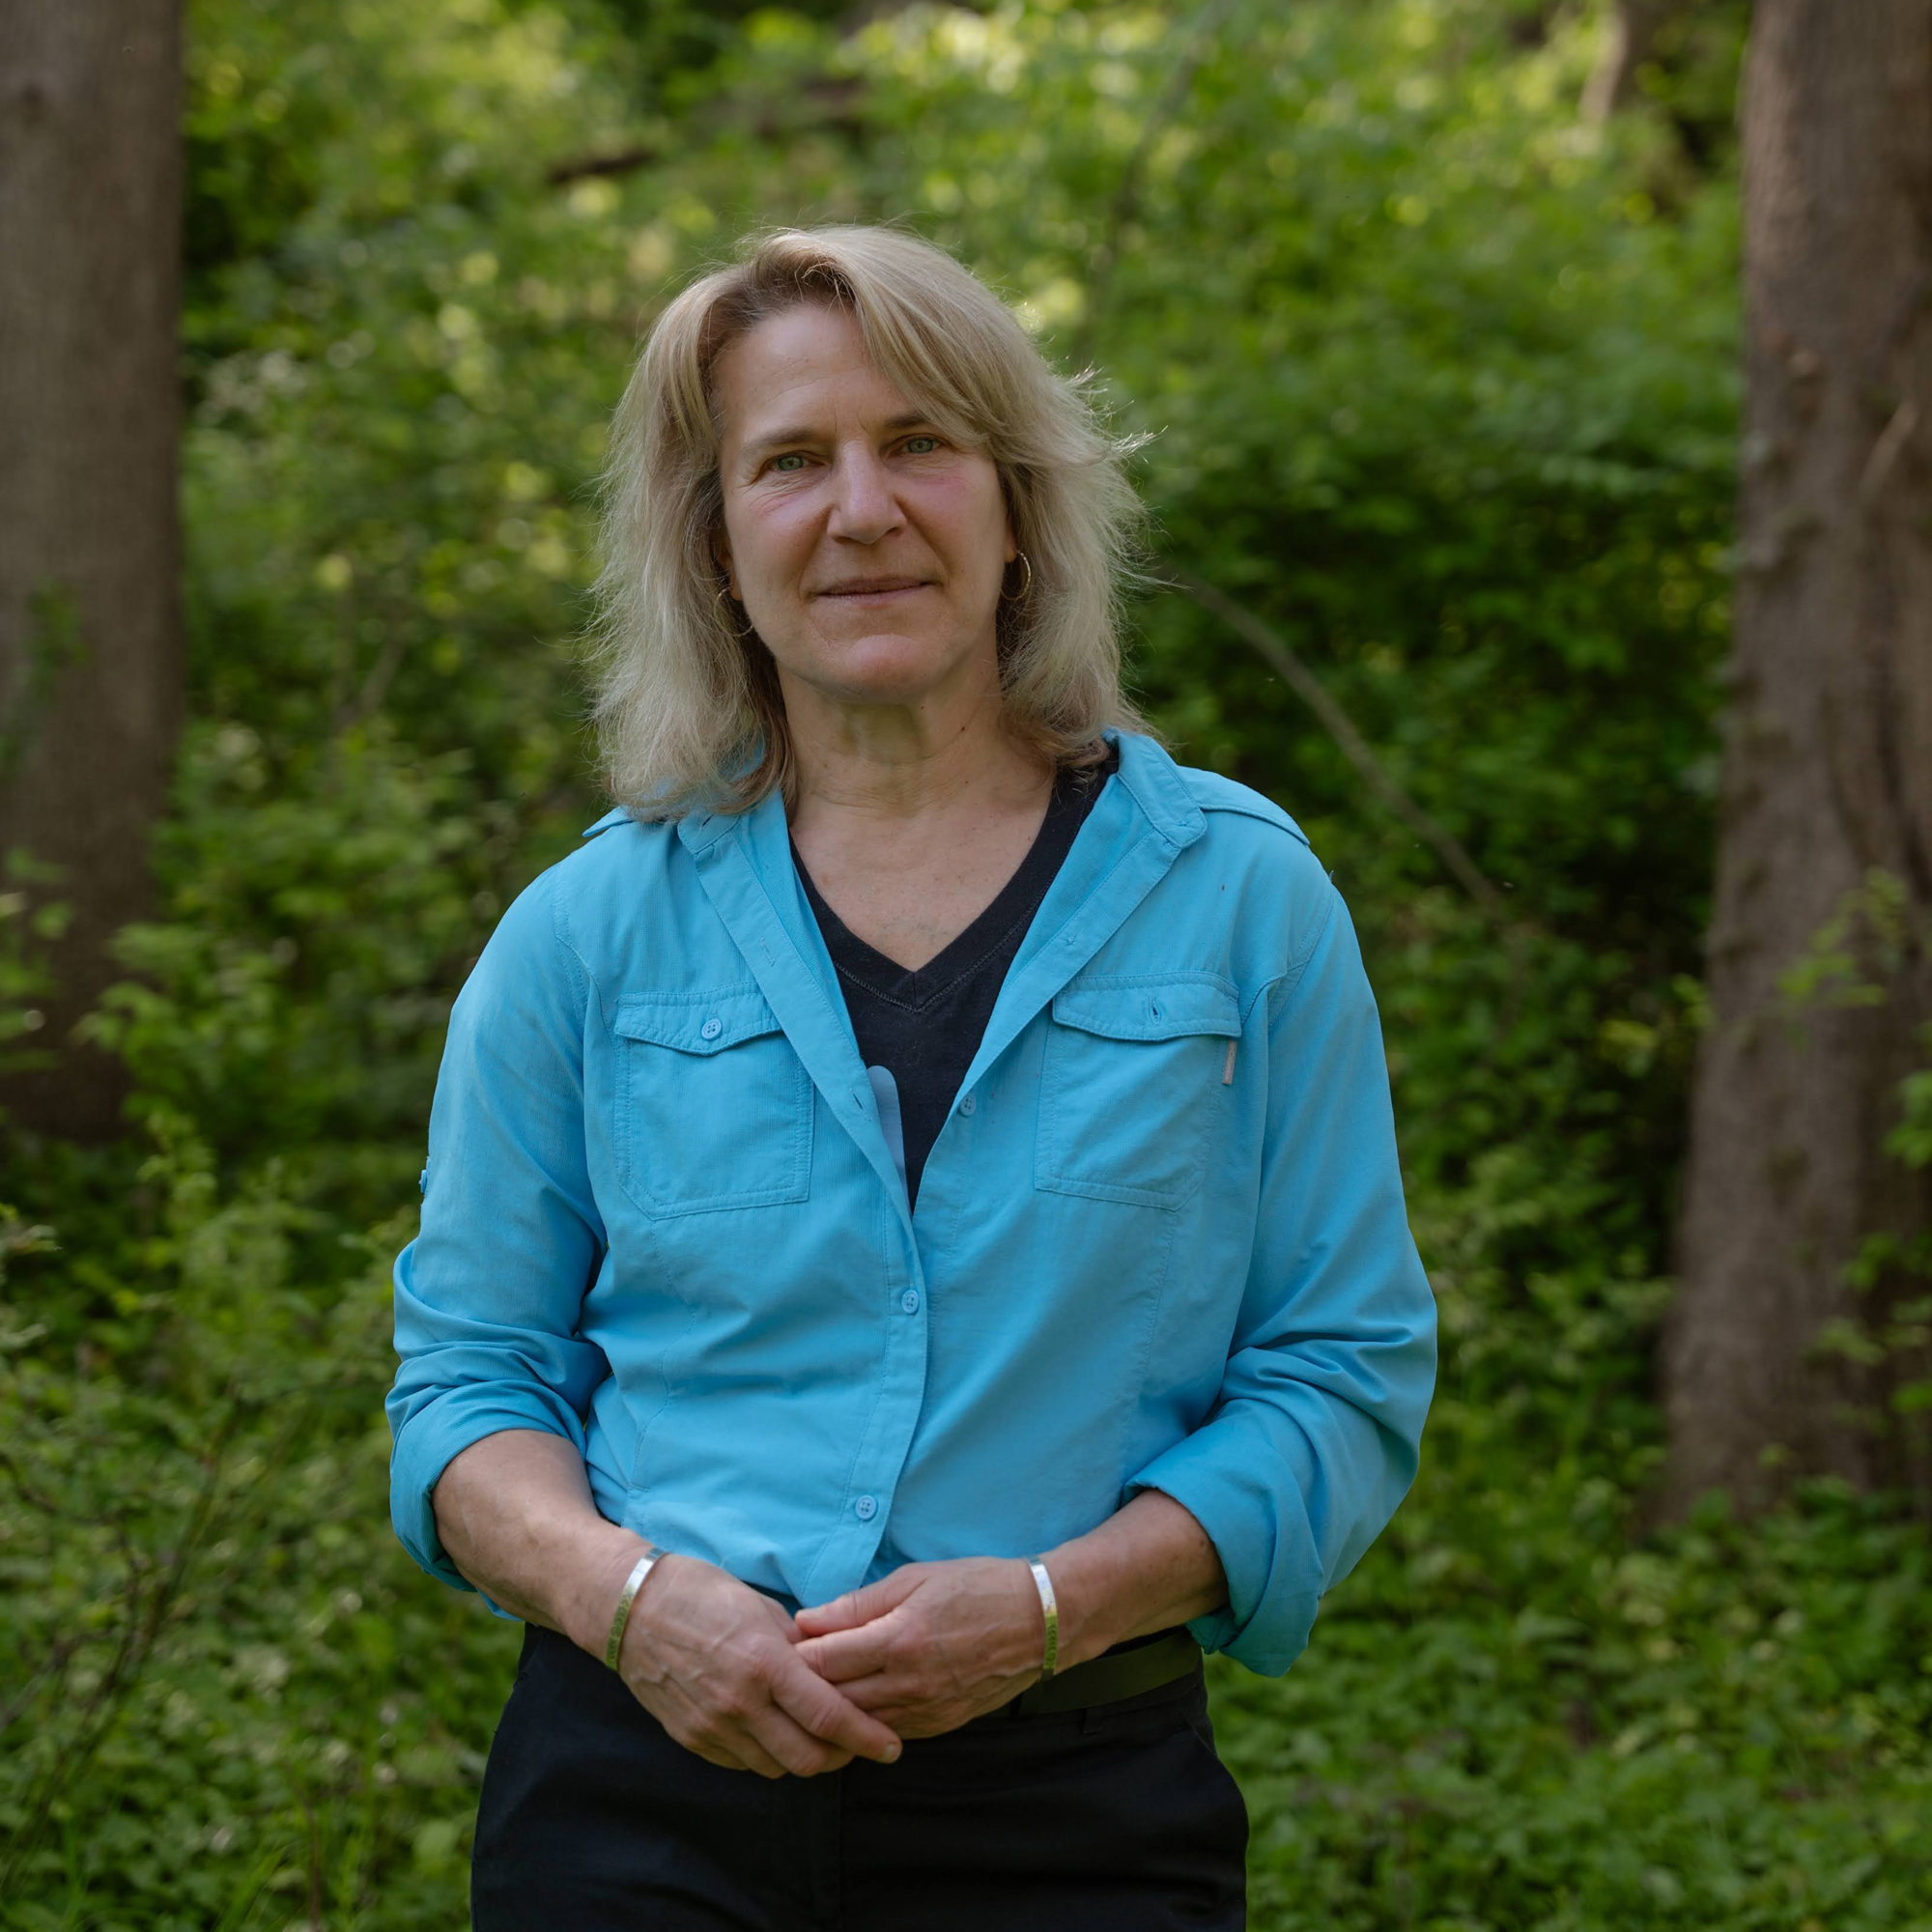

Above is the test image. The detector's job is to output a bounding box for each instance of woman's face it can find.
[711,303,1015,713]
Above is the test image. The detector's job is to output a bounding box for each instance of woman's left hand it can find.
[793,1557,1046,1737]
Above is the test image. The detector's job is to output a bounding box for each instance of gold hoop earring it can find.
[1003,551,1034,602]
[714,580,756,639]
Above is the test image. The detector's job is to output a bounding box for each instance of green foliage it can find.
[6,0,1929,1925]
[0,858,69,1079]
[1891,1041,1932,1173]
[1222,1475,1932,1929]
[1776,869,1918,1016]
[0,1173,516,1927]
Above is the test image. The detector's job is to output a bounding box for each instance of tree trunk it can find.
[0,2,185,1141]
[1663,0,1932,1518]
[1580,1,1683,124]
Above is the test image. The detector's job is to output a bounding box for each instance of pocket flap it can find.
[612,987,784,1056]
[1050,974,1241,1043]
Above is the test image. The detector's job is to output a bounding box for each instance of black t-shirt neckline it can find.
[792,750,1117,1206]
[797,765,1100,1009]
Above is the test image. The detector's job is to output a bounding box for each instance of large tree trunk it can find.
[0,2,185,1141]
[1662,1,1932,1518]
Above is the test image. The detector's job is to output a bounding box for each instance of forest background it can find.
[6,0,1932,1926]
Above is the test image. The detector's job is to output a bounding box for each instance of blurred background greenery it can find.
[5,0,1932,1926]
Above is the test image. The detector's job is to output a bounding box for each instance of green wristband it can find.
[1027,1556,1059,1681]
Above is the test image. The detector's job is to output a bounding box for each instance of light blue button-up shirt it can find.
[387,731,1435,1675]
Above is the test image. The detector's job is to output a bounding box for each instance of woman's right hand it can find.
[430,1435,891,1776]
[614,1551,904,1778]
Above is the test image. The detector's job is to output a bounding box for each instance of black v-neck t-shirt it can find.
[792,752,1117,1208]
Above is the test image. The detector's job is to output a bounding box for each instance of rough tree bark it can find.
[0,2,185,1140]
[1663,1,1932,1516]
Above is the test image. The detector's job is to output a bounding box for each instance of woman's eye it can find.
[772,453,808,472]
[902,435,939,454]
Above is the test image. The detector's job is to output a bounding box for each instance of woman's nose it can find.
[826,447,902,544]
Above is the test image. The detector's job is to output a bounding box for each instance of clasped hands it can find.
[612,1549,1052,1780]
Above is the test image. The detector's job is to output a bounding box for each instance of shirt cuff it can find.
[387,1386,587,1606]
[1127,1428,1322,1678]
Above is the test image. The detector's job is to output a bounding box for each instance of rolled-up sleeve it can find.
[1128,881,1436,1675]
[386,870,610,1593]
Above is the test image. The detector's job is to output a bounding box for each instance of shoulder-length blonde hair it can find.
[588,224,1149,818]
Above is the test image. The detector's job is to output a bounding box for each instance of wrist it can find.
[1032,1543,1120,1672]
[567,1529,658,1659]
[1022,1556,1060,1679]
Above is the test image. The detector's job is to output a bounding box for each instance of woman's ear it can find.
[711,535,737,600]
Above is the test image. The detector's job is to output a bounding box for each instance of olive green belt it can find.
[1009,1628,1202,1718]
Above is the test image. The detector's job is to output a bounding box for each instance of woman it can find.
[388,224,1435,1929]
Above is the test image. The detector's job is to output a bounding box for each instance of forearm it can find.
[1041,1489,1227,1670]
[431,1428,649,1657]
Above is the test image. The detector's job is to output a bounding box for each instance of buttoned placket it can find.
[672,739,1208,1600]
[677,804,929,1600]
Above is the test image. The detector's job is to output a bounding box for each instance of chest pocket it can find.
[612,987,812,1216]
[1036,973,1242,1209]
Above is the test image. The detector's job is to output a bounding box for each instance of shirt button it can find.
[958,1093,977,1116]
[900,1289,920,1315]
[699,1016,723,1040]
[854,1494,878,1520]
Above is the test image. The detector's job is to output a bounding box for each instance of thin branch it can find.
[1161,568,1510,922]
[0,1632,80,1746]
[545,78,869,186]
[1074,0,1244,369]
[0,1444,64,1516]
[1579,0,1686,125]
[1858,394,1919,510]
[546,144,661,187]
[0,1403,249,1889]
[336,626,410,734]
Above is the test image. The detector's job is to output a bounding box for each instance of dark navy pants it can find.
[471,1623,1248,1930]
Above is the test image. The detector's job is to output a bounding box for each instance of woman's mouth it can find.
[815,578,929,602]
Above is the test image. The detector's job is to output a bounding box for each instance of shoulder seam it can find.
[1181,774,1312,848]
[1198,798,1310,845]
[1270,880,1342,1012]
[543,866,599,1019]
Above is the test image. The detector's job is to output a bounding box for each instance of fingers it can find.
[684,1735,772,1777]
[618,1558,906,1776]
[828,1670,912,1714]
[713,1730,791,1779]
[745,1702,863,1778]
[795,1570,920,1636]
[771,1652,903,1764]
[794,1619,896,1683]
[662,1676,860,1779]
[653,1690,784,1778]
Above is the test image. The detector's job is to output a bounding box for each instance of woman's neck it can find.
[781,660,1047,836]
[779,663,1057,972]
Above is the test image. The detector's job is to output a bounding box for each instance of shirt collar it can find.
[1104,728,1207,852]
[592,729,1206,865]
[647,728,1202,853]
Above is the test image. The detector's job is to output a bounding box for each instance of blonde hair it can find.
[588,224,1149,817]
